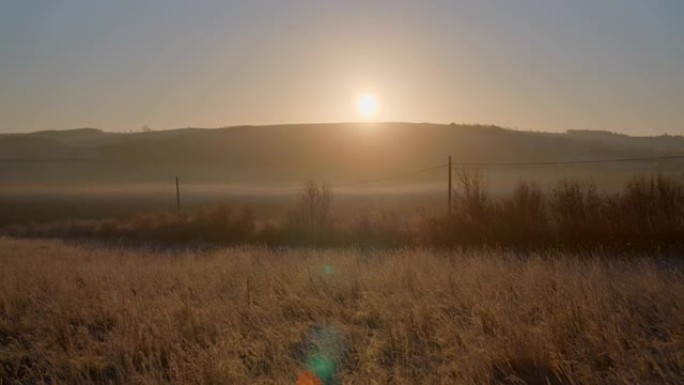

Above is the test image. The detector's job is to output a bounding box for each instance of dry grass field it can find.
[0,237,682,384]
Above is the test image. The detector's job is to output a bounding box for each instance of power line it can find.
[330,163,448,188]
[331,155,684,187]
[209,186,300,194]
[199,163,449,193]
[187,154,684,193]
[450,154,684,168]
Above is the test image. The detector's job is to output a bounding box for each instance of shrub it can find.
[3,174,684,253]
[284,180,334,244]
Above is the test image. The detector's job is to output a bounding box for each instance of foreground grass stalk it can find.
[0,238,682,384]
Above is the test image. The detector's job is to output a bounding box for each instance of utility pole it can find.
[448,155,452,216]
[175,176,181,217]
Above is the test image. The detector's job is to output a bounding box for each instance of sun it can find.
[357,93,378,118]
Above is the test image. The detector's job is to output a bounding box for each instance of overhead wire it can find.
[187,154,684,193]
[449,154,684,168]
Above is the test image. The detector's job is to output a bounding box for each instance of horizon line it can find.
[2,121,682,138]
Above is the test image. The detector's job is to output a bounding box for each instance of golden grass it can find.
[0,237,682,384]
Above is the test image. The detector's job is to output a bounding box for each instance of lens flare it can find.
[306,353,336,384]
[296,371,322,385]
[297,326,344,385]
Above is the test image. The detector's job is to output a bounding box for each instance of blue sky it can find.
[1,1,683,134]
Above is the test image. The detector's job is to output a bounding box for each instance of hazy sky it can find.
[1,1,683,135]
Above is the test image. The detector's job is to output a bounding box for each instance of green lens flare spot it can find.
[306,353,335,384]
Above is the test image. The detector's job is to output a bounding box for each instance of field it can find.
[4,174,684,254]
[1,237,682,384]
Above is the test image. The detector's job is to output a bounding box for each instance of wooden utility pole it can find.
[448,155,452,215]
[175,176,181,217]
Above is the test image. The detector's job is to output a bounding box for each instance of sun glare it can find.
[357,94,378,118]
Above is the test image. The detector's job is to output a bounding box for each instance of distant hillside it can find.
[1,123,683,188]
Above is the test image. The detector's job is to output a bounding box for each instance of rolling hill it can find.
[1,123,683,188]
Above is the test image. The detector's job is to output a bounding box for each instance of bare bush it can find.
[3,174,684,252]
[496,181,547,247]
[453,168,490,224]
[287,180,333,231]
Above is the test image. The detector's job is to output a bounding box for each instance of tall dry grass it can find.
[0,238,682,384]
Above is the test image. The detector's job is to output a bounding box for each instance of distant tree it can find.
[288,180,333,231]
[454,168,489,224]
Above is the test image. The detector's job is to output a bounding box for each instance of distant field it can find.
[4,174,683,253]
[1,238,682,384]
[0,184,444,228]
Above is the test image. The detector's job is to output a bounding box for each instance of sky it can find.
[1,1,683,135]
